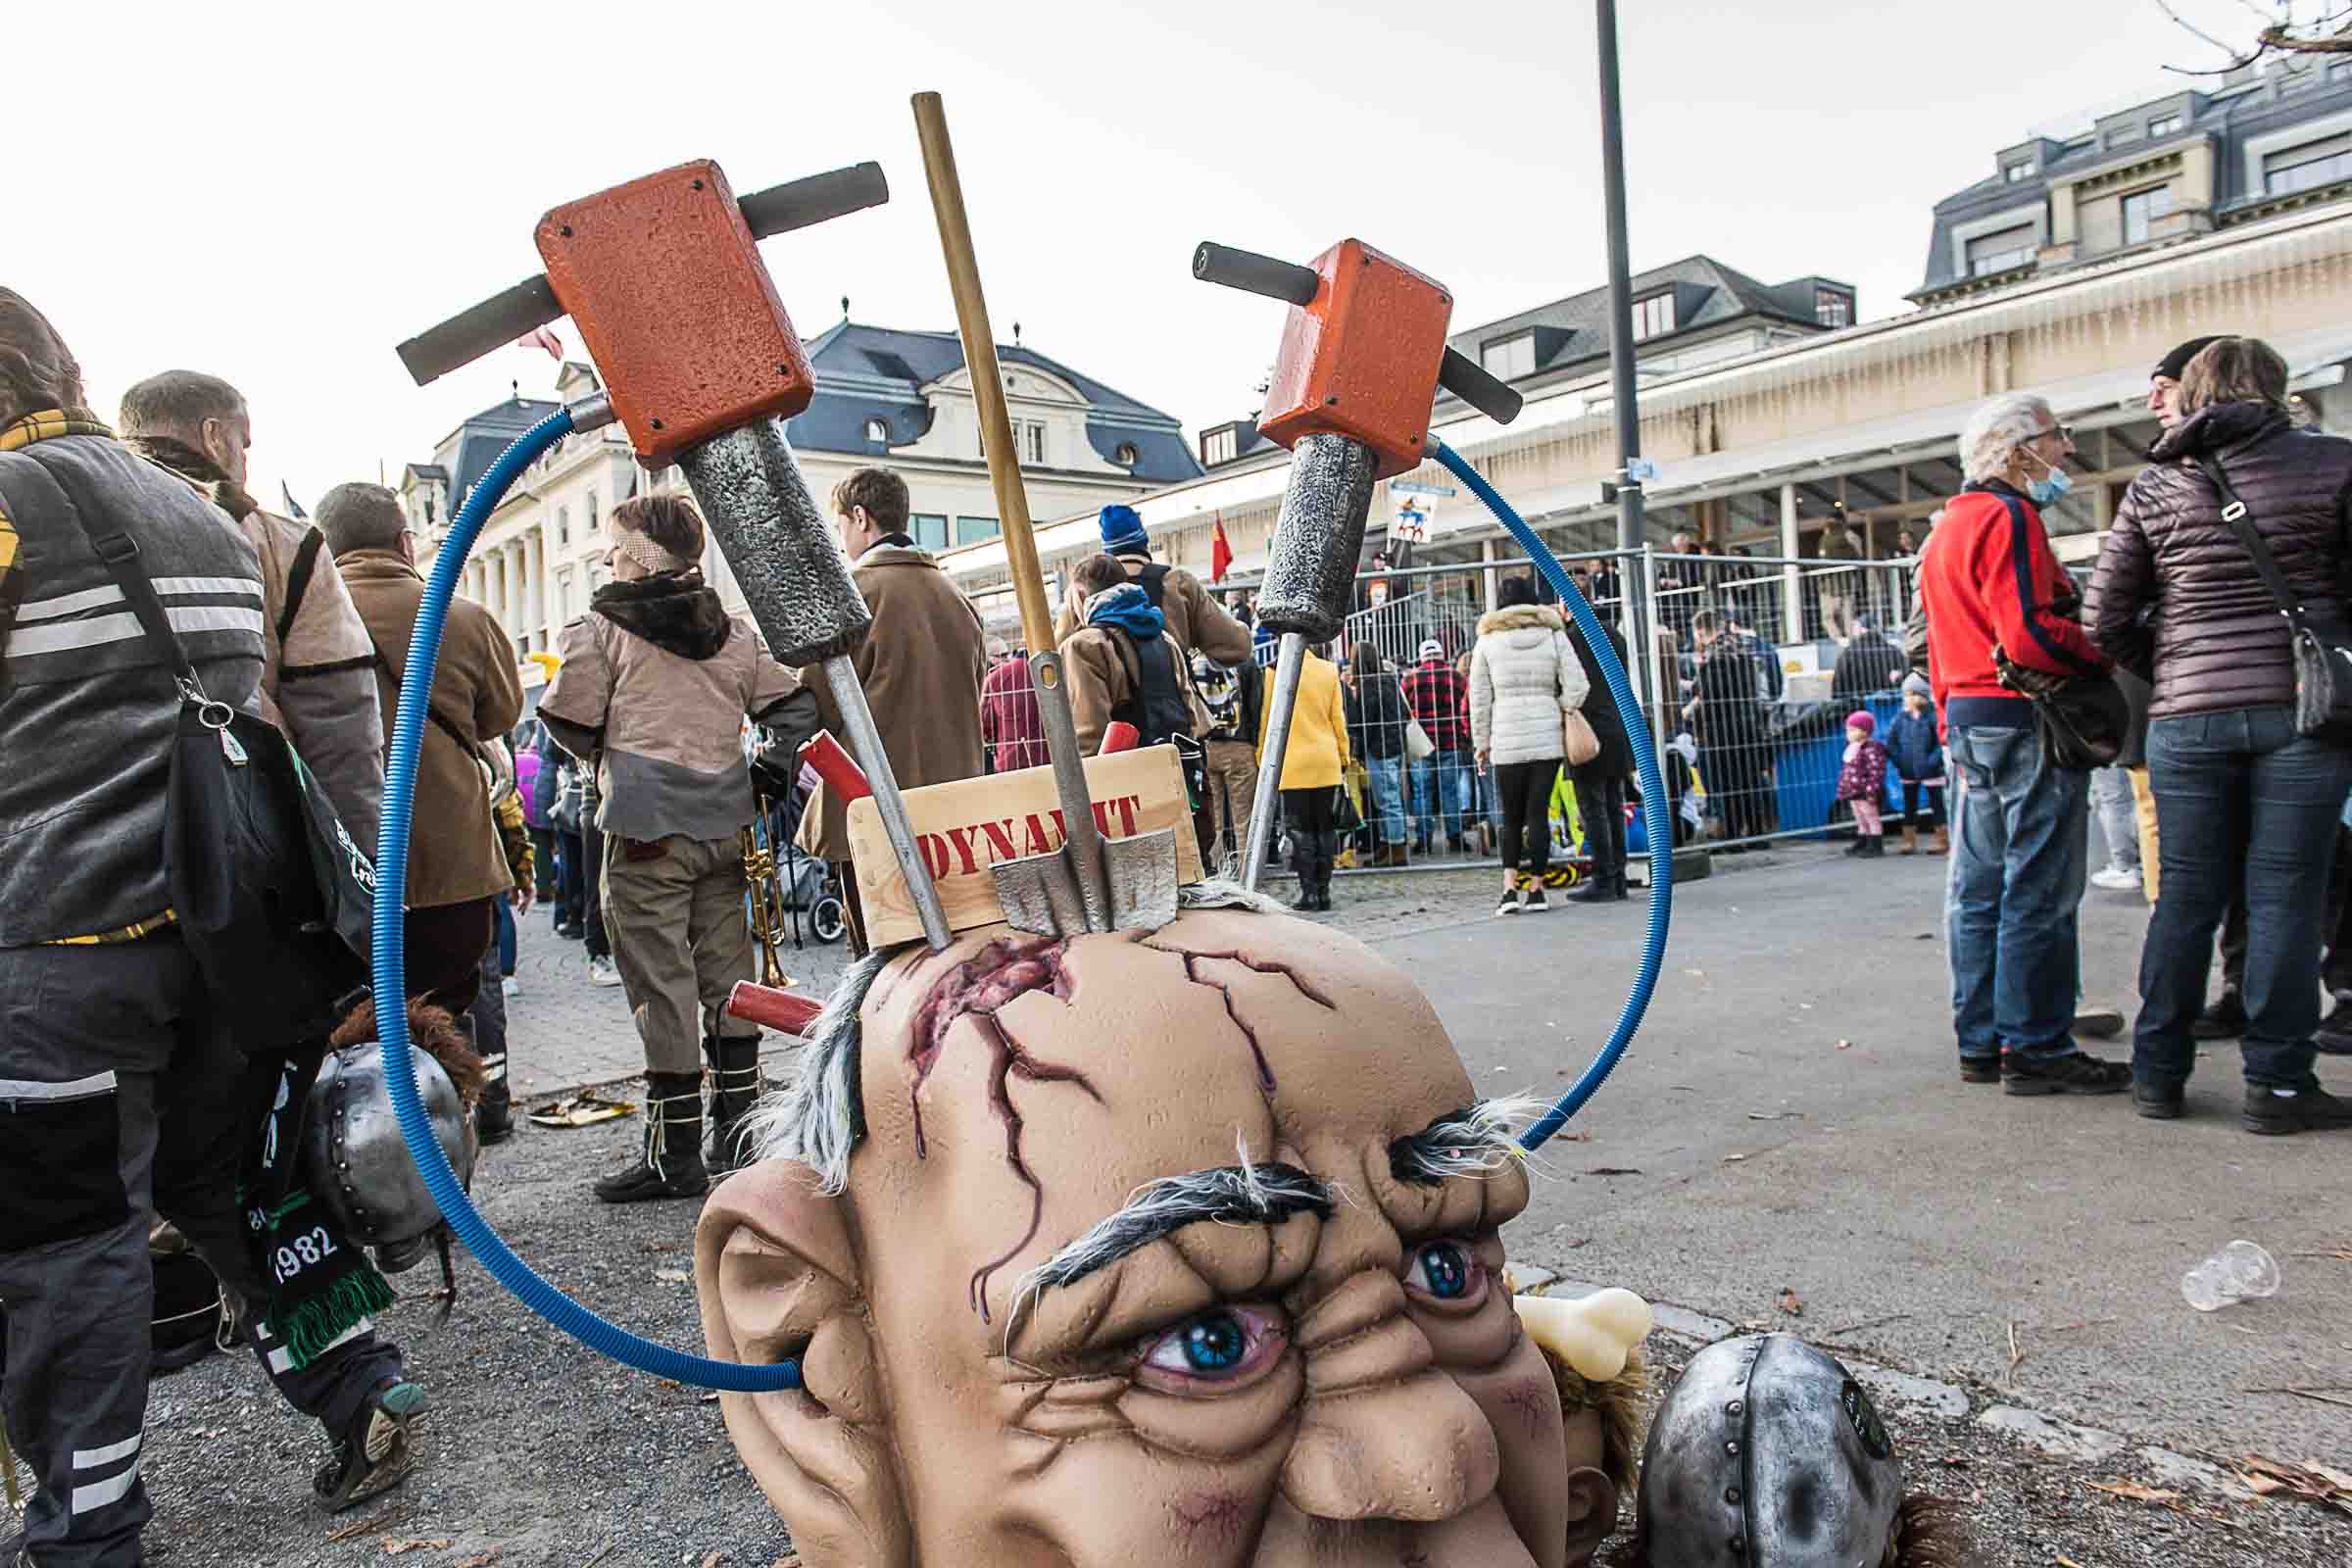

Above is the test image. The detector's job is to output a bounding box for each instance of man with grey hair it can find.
[1920,393,2124,1096]
[322,482,522,1013]
[119,369,385,851]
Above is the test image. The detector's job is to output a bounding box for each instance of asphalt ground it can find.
[17,841,2352,1564]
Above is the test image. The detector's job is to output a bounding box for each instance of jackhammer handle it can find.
[396,162,892,387]
[1192,242,1319,307]
[397,274,564,388]
[1439,346,1525,426]
[737,160,891,242]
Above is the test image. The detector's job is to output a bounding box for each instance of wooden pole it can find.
[910,91,1054,654]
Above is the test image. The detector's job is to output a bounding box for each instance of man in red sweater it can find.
[1921,393,2127,1097]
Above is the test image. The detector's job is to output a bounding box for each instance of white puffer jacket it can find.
[1469,604,1590,766]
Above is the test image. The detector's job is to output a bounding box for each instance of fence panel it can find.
[966,551,1925,883]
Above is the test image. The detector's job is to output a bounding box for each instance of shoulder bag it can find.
[2197,454,2352,747]
[71,518,374,1053]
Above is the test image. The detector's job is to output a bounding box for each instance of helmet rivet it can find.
[1730,1537,1747,1555]
[1725,1441,1740,1455]
[1725,1486,1741,1503]
[1727,1399,1743,1415]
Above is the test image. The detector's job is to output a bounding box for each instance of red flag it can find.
[1210,513,1233,582]
[514,325,564,362]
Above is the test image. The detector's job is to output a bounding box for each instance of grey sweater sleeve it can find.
[277,662,387,855]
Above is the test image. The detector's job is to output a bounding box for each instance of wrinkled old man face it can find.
[698,907,1593,1566]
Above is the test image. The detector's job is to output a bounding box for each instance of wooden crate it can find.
[846,744,1205,948]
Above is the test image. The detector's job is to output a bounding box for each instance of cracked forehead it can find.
[846,908,1489,1334]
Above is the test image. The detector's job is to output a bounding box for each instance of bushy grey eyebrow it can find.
[1005,1160,1334,1337]
[1387,1097,1541,1187]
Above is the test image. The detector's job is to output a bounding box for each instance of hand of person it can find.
[1476,749,1490,774]
[511,883,536,915]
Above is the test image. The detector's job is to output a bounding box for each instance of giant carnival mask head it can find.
[696,903,1620,1567]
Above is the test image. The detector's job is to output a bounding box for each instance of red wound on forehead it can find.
[904,937,1100,1322]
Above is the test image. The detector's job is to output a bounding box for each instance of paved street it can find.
[65,842,2352,1565]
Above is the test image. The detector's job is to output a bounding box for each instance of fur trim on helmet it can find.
[331,996,487,1106]
[1540,1337,1647,1496]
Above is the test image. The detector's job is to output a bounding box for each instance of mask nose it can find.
[1275,1273,1502,1524]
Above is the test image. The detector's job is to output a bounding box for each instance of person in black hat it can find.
[2147,334,2222,431]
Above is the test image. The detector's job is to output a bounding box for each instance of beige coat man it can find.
[797,543,989,864]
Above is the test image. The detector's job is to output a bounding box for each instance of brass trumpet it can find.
[741,789,793,990]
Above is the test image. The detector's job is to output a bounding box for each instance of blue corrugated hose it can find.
[1429,436,1673,1151]
[371,404,801,1392]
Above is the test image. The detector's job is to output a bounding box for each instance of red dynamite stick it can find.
[727,980,823,1033]
[800,730,871,803]
[1101,721,1141,754]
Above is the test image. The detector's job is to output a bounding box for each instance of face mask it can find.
[2023,447,2072,508]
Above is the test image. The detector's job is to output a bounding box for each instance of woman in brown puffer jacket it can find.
[2084,336,2352,1136]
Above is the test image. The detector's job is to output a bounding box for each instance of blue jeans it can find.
[1945,722,2087,1064]
[1412,749,1467,844]
[495,896,517,977]
[1365,756,1407,846]
[2135,707,2351,1091]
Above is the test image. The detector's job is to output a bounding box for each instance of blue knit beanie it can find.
[1099,504,1149,552]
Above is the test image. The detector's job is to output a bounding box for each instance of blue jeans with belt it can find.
[2135,706,2352,1091]
[1945,721,2088,1064]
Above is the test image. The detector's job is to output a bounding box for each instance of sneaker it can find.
[555,922,584,942]
[2072,1004,2127,1041]
[2190,994,2247,1040]
[2243,1084,2352,1135]
[501,976,519,998]
[1494,891,1522,917]
[1521,886,1550,913]
[2315,996,2352,1056]
[2090,866,2142,892]
[1959,1057,2001,1085]
[2133,1081,2185,1120]
[586,956,622,988]
[2002,1051,2132,1096]
[315,1380,424,1513]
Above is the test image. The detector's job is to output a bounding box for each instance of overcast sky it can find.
[6,0,2275,510]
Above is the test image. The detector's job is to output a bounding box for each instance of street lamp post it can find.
[1594,0,1653,715]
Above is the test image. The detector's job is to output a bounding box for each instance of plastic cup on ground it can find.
[2181,1240,2280,1312]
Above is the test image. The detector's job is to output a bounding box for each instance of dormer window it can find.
[2004,161,2034,183]
[865,417,889,443]
[1632,292,1675,342]
[1203,427,1238,466]
[1815,288,1853,328]
[2149,114,2181,137]
[1115,441,1140,466]
[2110,121,2142,146]
[1480,332,1536,381]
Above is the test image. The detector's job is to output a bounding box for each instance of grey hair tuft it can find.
[744,947,897,1193]
[1390,1095,1546,1186]
[1956,393,2054,483]
[1177,875,1287,915]
[1004,1160,1334,1346]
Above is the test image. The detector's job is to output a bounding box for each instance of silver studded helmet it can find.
[1636,1334,1902,1568]
[302,1039,473,1250]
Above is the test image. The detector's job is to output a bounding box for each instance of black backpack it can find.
[1107,626,1193,749]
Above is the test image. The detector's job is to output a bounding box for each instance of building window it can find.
[2266,134,2352,195]
[1023,420,1046,465]
[557,506,569,545]
[2004,161,2034,183]
[1631,292,1676,341]
[557,567,575,619]
[955,515,1001,546]
[2122,184,2175,245]
[585,490,598,531]
[1203,427,1238,466]
[1481,332,1536,380]
[1965,224,2037,276]
[2149,113,2181,137]
[1814,288,1853,328]
[2109,121,2142,146]
[865,416,889,443]
[909,514,950,551]
[1115,441,1140,466]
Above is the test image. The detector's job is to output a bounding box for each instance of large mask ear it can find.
[1563,1467,1619,1568]
[696,1161,910,1568]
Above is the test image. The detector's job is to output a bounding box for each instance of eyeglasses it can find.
[2027,423,2074,445]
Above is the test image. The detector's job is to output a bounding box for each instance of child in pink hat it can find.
[1837,710,1890,858]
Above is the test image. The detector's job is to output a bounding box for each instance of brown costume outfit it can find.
[338,548,522,1008]
[1052,551,1252,665]
[796,542,988,865]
